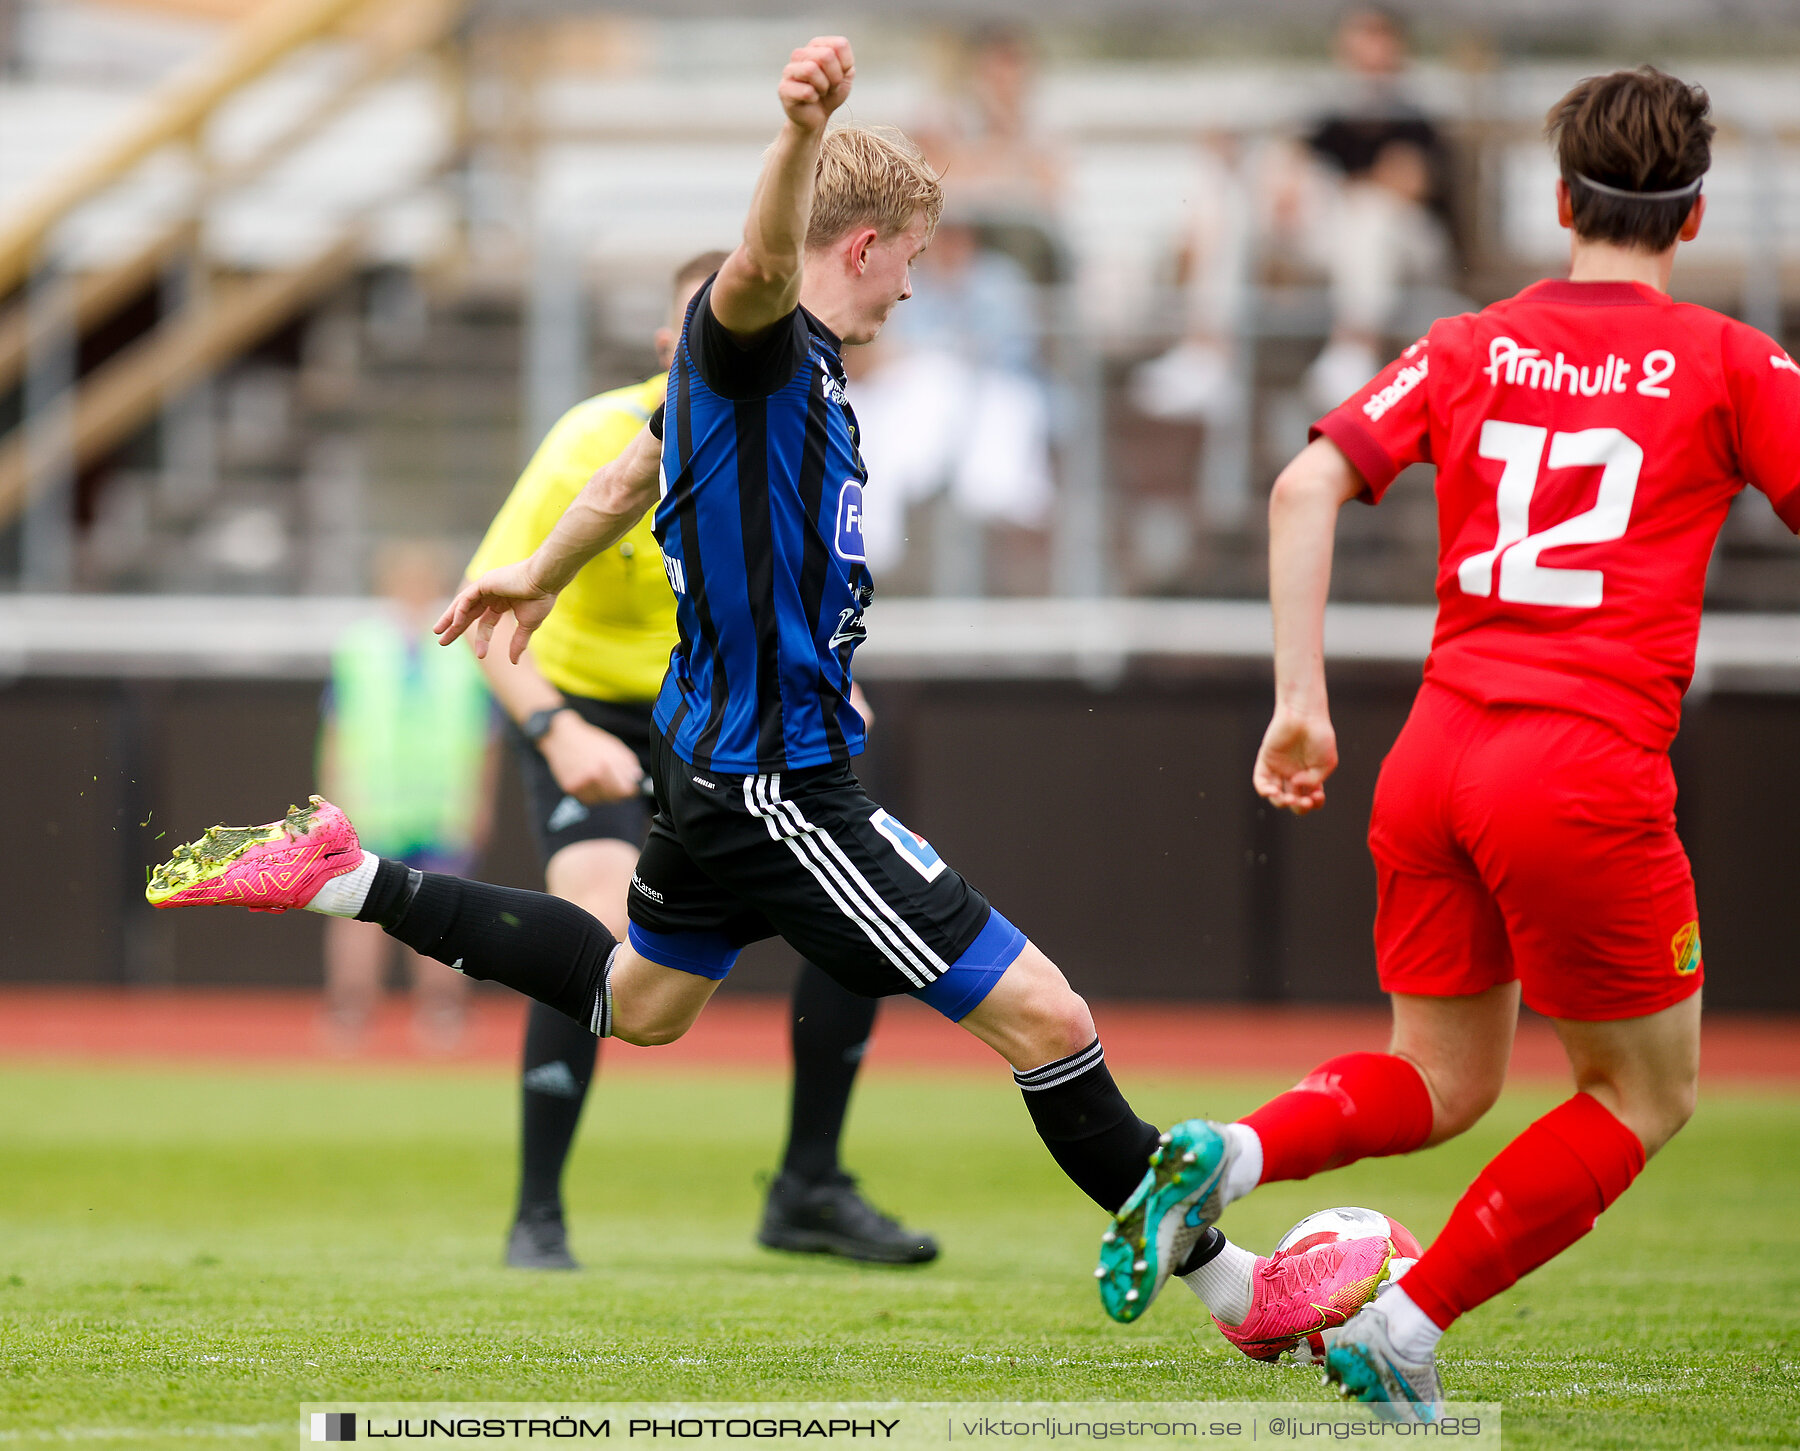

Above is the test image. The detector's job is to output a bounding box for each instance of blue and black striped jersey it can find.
[649,279,872,774]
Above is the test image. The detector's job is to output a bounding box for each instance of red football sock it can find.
[1239,1051,1433,1183]
[1402,1092,1645,1330]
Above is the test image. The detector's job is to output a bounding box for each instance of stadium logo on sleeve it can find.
[310,1412,356,1442]
[870,809,946,881]
[1361,354,1428,420]
[1671,921,1702,976]
[835,483,866,562]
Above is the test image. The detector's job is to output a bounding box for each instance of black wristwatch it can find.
[521,704,575,744]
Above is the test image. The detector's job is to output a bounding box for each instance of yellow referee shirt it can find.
[467,375,675,703]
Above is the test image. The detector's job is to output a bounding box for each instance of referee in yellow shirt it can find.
[469,251,937,1270]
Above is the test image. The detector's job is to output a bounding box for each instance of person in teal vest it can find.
[319,539,499,1050]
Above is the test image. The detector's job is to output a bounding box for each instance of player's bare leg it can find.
[605,946,723,1045]
[956,941,1095,1069]
[1387,984,1518,1145]
[1554,990,1700,1156]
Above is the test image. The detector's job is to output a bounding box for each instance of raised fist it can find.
[778,36,854,132]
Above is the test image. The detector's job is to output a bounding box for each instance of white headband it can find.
[1573,172,1704,202]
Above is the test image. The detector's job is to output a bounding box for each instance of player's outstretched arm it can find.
[437,423,664,661]
[709,36,854,341]
[1254,437,1364,815]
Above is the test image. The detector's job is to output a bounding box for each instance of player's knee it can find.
[1433,1068,1506,1141]
[1637,1071,1698,1155]
[610,1019,688,1048]
[608,1002,696,1047]
[1019,984,1096,1063]
[1054,994,1098,1058]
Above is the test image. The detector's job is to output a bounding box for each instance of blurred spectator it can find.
[317,539,498,1052]
[846,27,1069,588]
[1302,4,1455,406]
[848,218,1054,582]
[924,25,1064,229]
[1135,5,1457,422]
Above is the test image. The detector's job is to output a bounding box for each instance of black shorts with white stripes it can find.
[625,724,1025,1017]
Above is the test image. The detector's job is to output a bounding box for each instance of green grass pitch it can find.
[0,1062,1796,1451]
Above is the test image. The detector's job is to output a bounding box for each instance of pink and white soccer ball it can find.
[1273,1206,1423,1366]
[1277,1204,1423,1260]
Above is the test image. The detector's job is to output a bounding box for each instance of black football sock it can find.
[778,961,878,1184]
[517,999,601,1216]
[1176,1226,1229,1276]
[1015,1038,1162,1211]
[359,861,616,1033]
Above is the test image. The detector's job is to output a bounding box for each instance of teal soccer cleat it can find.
[1096,1118,1230,1323]
[1324,1303,1446,1425]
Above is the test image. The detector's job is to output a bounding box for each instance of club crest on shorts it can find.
[1670,921,1702,976]
[870,808,945,881]
[835,482,866,561]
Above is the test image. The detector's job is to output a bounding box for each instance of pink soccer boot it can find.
[146,795,362,913]
[1214,1235,1396,1363]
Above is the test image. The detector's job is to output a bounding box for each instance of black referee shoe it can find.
[757,1171,939,1265]
[506,1203,580,1271]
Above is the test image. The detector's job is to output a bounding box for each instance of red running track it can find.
[0,987,1794,1082]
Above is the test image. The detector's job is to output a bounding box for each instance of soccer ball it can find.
[1277,1204,1423,1260]
[1272,1205,1423,1366]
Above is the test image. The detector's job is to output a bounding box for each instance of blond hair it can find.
[806,125,944,251]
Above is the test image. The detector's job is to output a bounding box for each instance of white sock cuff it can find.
[589,944,619,1038]
[302,851,379,918]
[1180,1235,1258,1326]
[1220,1121,1263,1206]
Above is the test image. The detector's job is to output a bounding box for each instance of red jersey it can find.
[1315,278,1800,751]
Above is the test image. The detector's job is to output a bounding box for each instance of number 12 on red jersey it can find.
[1456,420,1643,609]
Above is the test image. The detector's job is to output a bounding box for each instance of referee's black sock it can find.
[1014,1038,1162,1212]
[517,1000,601,1216]
[779,961,878,1184]
[359,861,617,1033]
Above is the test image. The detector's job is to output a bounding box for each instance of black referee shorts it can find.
[510,696,656,865]
[625,725,1026,1020]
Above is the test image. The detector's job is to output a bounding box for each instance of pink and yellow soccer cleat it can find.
[146,796,361,913]
[1214,1235,1396,1363]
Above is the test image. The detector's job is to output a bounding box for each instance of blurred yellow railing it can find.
[0,0,468,526]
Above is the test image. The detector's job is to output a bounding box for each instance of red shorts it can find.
[1368,683,1702,1022]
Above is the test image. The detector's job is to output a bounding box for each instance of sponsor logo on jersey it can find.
[1771,353,1800,378]
[835,481,867,561]
[1671,921,1702,976]
[828,606,866,650]
[1362,354,1428,421]
[1484,336,1679,399]
[819,357,849,408]
[661,551,686,595]
[630,874,664,904]
[870,808,946,881]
